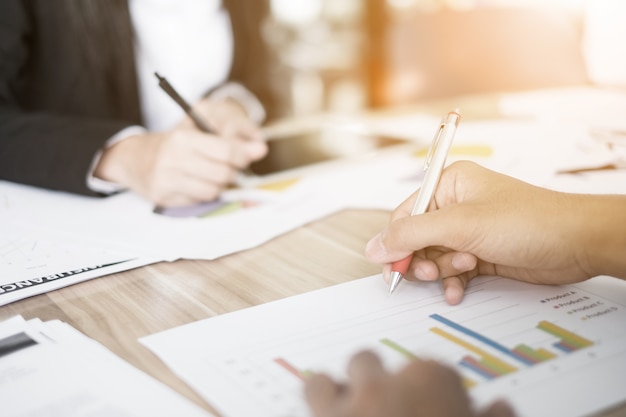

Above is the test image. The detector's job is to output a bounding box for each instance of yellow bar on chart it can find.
[537,321,593,349]
[535,347,558,360]
[430,327,517,374]
[256,177,300,192]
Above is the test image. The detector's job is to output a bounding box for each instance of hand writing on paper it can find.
[365,161,626,305]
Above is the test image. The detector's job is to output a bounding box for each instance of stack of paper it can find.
[0,315,213,417]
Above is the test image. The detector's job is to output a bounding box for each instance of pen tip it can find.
[388,271,403,295]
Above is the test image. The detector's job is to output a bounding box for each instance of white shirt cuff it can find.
[207,82,266,124]
[86,125,147,194]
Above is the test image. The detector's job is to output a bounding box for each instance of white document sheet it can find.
[142,275,626,417]
[0,218,160,306]
[0,315,213,417]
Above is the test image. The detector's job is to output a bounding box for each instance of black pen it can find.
[154,72,213,133]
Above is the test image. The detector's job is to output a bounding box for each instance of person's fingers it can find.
[387,160,478,224]
[415,251,478,280]
[164,129,253,169]
[190,98,265,142]
[345,351,389,417]
[441,273,472,305]
[478,399,517,417]
[143,175,223,208]
[304,373,343,417]
[372,161,499,263]
[410,257,439,281]
[397,358,474,417]
[189,133,254,169]
[365,233,388,263]
[381,263,392,283]
[397,358,443,391]
[152,193,199,208]
[145,129,267,206]
[365,207,473,264]
[161,151,238,187]
[402,247,468,282]
[365,232,412,265]
[222,119,265,143]
[346,350,386,385]
[242,139,268,161]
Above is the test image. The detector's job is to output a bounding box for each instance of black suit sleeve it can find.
[0,0,137,196]
[224,0,290,121]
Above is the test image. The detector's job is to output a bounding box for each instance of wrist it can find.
[88,126,147,194]
[575,194,626,279]
[93,134,144,188]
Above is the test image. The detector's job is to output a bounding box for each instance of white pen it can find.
[388,110,461,295]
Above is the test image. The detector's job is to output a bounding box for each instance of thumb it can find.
[365,207,470,263]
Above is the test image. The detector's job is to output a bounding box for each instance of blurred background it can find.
[261,0,626,118]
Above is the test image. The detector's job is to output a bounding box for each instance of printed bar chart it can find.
[430,326,518,377]
[142,276,626,417]
[380,338,417,360]
[537,320,594,352]
[274,357,306,381]
[426,313,594,381]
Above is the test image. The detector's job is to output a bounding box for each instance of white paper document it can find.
[0,315,213,417]
[142,275,626,417]
[0,219,160,306]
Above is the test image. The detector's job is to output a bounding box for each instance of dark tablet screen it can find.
[248,130,409,176]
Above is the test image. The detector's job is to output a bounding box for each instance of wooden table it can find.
[0,208,390,415]
[2,93,625,416]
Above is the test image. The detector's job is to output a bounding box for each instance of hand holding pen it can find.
[388,111,461,294]
[155,72,264,179]
[93,74,266,208]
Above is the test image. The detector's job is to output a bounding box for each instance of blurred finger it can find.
[478,399,517,417]
[175,153,239,187]
[365,232,412,264]
[242,139,268,161]
[208,139,250,169]
[407,247,446,281]
[399,359,474,416]
[430,251,478,279]
[147,171,226,208]
[223,120,264,143]
[346,351,386,386]
[409,258,439,281]
[381,263,391,283]
[372,207,475,264]
[304,373,342,417]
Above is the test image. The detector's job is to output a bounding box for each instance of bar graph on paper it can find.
[274,315,593,388]
[142,276,626,417]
